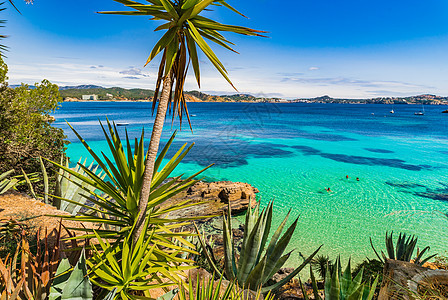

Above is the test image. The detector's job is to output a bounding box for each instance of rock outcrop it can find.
[378,259,448,300]
[160,181,259,221]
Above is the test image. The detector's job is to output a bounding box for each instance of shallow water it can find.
[53,102,448,268]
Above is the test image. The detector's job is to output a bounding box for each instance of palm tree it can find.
[101,0,266,241]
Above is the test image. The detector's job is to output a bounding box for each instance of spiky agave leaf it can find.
[198,201,321,293]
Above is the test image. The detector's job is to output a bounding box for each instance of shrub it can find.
[0,56,68,193]
[353,259,383,286]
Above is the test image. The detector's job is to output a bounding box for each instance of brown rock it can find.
[378,259,448,300]
[271,268,296,284]
[160,181,258,221]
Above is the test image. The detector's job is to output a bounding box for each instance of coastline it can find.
[62,98,448,105]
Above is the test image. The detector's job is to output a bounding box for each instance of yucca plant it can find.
[197,202,321,293]
[178,274,277,300]
[44,120,210,296]
[45,119,211,245]
[311,254,333,279]
[88,217,192,299]
[300,258,379,300]
[370,232,436,265]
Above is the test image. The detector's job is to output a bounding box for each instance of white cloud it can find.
[119,67,149,78]
[5,60,440,99]
[7,62,157,88]
[309,67,319,71]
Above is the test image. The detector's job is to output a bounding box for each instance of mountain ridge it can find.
[58,85,448,105]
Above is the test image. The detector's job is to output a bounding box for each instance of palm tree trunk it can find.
[133,72,172,243]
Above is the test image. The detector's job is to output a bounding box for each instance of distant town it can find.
[59,85,448,105]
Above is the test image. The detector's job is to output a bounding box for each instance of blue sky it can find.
[3,0,448,98]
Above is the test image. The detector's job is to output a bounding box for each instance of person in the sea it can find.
[325,187,332,192]
[346,175,349,179]
[356,177,359,181]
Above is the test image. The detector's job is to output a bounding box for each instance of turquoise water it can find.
[53,102,448,267]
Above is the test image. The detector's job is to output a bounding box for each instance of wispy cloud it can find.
[309,67,319,71]
[281,76,433,90]
[119,67,149,78]
[8,62,158,88]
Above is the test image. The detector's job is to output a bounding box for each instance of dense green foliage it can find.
[0,57,68,185]
[353,259,383,288]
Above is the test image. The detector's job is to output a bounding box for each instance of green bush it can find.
[0,56,68,193]
[353,259,383,287]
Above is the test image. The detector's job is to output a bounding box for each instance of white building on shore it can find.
[82,94,98,100]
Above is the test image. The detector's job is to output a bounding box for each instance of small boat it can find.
[191,114,197,117]
[116,122,129,126]
[414,103,425,115]
[442,110,448,113]
[390,109,395,114]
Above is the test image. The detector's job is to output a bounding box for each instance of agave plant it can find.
[0,225,63,299]
[178,274,276,300]
[198,202,321,293]
[370,231,436,265]
[50,156,106,215]
[0,169,19,194]
[298,265,321,300]
[49,249,93,300]
[300,258,379,300]
[0,218,26,244]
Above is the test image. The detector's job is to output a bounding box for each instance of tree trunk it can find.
[133,73,172,243]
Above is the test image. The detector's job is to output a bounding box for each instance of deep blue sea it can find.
[53,102,448,267]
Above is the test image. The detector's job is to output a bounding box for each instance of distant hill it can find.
[10,84,36,89]
[57,85,448,105]
[60,86,155,100]
[186,91,261,102]
[60,86,263,102]
[59,85,104,90]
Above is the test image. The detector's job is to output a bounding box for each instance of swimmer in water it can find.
[325,187,332,192]
[356,177,359,181]
[346,175,349,179]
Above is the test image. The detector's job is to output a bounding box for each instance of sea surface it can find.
[53,102,448,268]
